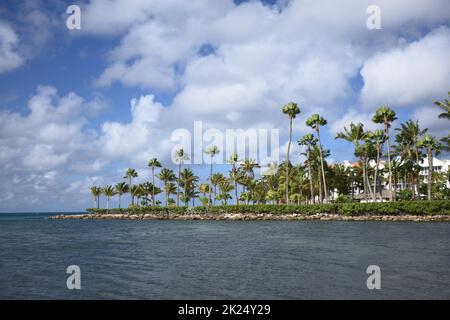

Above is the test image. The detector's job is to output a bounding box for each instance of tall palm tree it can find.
[124,168,138,206]
[228,153,240,205]
[368,129,386,201]
[434,91,450,120]
[148,158,161,206]
[90,186,102,209]
[174,149,190,206]
[372,106,397,201]
[158,168,176,206]
[418,134,441,200]
[306,114,328,202]
[102,185,116,211]
[298,134,317,204]
[204,145,220,206]
[336,122,368,200]
[282,102,301,204]
[395,120,427,198]
[114,182,129,209]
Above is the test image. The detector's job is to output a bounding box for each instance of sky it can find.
[0,0,449,212]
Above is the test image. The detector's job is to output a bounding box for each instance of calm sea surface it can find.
[0,212,449,299]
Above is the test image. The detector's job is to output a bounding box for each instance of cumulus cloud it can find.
[329,109,383,136]
[411,105,450,139]
[0,86,107,211]
[360,27,450,108]
[0,21,23,73]
[99,94,172,164]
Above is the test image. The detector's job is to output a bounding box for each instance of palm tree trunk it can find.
[428,148,433,200]
[118,194,121,209]
[386,126,394,201]
[106,196,110,210]
[177,162,181,206]
[362,158,368,202]
[233,163,239,205]
[152,167,155,206]
[209,156,213,205]
[165,189,169,206]
[307,148,314,204]
[316,127,328,202]
[364,152,374,200]
[415,148,421,199]
[373,145,380,201]
[129,177,134,206]
[286,118,292,204]
[318,166,323,203]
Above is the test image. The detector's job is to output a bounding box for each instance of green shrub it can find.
[86,200,450,216]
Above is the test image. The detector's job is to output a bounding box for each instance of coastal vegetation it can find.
[86,200,450,217]
[89,94,450,214]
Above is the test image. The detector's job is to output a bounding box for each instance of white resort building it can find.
[338,156,450,201]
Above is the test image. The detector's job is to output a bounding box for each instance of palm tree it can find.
[148,158,162,206]
[124,168,138,206]
[395,120,427,198]
[204,145,220,206]
[434,91,450,120]
[228,153,240,205]
[240,158,260,178]
[217,179,234,205]
[336,123,368,200]
[114,182,129,209]
[174,149,190,206]
[306,114,328,202]
[372,106,397,201]
[440,134,450,152]
[90,186,102,209]
[163,182,177,207]
[198,183,210,206]
[368,130,386,201]
[210,172,225,205]
[298,134,317,204]
[158,168,176,206]
[418,134,441,200]
[240,158,260,204]
[130,184,144,206]
[282,102,301,204]
[102,185,116,211]
[180,168,199,206]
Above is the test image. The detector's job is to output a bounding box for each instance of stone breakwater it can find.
[48,213,450,222]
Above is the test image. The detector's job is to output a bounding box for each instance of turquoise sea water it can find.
[0,212,449,299]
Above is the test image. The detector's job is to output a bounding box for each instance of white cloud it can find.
[411,105,450,139]
[99,94,171,163]
[360,27,450,108]
[329,109,383,136]
[0,21,23,73]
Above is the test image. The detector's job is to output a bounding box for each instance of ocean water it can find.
[0,213,449,299]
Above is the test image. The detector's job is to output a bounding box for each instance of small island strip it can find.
[49,201,450,222]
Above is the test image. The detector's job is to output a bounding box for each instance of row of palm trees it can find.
[90,93,450,209]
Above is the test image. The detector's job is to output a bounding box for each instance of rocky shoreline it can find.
[48,213,450,222]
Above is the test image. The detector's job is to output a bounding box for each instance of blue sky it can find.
[0,0,449,212]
